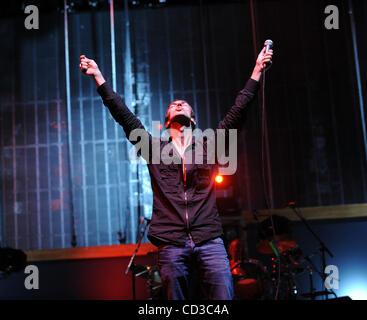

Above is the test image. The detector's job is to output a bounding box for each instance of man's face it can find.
[166,100,193,127]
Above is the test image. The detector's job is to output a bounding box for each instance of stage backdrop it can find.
[0,0,366,251]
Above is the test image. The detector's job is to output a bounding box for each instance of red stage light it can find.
[215,175,223,183]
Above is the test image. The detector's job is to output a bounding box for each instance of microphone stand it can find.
[303,255,336,300]
[288,203,336,300]
[125,218,151,300]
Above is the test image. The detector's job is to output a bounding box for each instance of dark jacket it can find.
[97,78,259,247]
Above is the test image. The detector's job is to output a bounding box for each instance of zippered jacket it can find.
[97,78,260,246]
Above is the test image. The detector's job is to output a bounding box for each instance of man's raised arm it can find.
[218,47,273,131]
[79,55,148,139]
[79,55,152,162]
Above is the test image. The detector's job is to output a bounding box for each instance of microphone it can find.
[264,39,274,53]
[263,39,274,70]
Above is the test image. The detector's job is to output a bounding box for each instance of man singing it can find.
[80,46,273,300]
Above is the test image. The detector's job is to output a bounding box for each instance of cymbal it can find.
[256,238,297,255]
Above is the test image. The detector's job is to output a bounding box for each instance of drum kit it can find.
[229,211,336,300]
[229,214,306,300]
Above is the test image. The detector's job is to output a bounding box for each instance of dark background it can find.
[0,0,367,300]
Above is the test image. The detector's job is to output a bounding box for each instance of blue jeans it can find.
[157,237,234,300]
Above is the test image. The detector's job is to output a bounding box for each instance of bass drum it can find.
[232,259,267,300]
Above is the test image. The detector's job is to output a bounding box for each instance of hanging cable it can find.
[260,40,280,300]
[348,0,367,185]
[64,0,77,248]
[109,0,125,244]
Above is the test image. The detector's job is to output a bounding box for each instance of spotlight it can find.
[215,175,223,183]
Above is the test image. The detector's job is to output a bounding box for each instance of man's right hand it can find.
[80,55,106,86]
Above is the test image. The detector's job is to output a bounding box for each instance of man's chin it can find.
[171,114,191,127]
